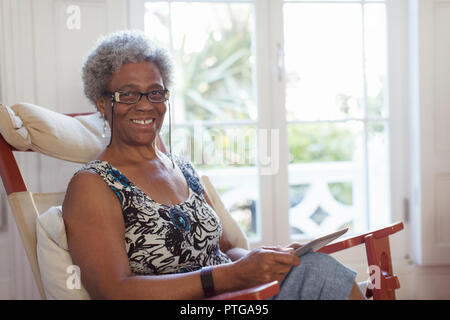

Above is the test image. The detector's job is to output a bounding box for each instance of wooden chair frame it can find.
[0,113,403,300]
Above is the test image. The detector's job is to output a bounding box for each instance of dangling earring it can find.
[101,113,108,139]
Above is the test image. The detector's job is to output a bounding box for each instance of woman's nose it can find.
[135,95,155,111]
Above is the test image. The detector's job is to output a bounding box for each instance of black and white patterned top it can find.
[76,156,232,275]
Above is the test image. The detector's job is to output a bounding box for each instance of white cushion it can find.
[36,206,91,300]
[0,103,107,163]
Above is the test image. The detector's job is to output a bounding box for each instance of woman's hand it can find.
[230,246,301,289]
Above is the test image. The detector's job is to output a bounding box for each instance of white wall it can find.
[0,0,127,299]
[409,0,450,266]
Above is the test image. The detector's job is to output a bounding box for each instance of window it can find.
[134,0,396,246]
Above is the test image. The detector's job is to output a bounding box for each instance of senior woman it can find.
[62,30,364,300]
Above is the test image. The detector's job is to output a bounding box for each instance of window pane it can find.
[146,2,256,123]
[288,122,358,164]
[284,1,389,239]
[287,122,365,238]
[365,4,388,118]
[284,3,364,121]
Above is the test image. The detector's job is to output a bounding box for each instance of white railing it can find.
[200,161,365,238]
[287,161,365,238]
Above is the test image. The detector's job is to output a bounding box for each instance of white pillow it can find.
[0,103,108,163]
[36,206,91,300]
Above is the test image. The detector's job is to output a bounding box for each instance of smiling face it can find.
[97,61,167,148]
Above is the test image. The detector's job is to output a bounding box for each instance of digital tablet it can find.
[294,228,349,257]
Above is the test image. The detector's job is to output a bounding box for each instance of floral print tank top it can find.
[77,156,232,275]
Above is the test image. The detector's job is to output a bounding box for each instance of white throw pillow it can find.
[36,206,91,300]
[0,103,107,163]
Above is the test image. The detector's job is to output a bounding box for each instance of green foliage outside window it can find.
[175,6,253,122]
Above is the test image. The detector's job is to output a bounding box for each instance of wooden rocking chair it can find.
[0,103,403,300]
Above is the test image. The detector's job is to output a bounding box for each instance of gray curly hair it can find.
[82,30,175,105]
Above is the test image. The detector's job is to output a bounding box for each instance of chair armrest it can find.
[206,281,280,300]
[318,221,404,255]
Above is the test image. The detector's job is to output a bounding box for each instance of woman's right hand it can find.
[230,246,301,289]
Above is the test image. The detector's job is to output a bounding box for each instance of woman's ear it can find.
[96,97,107,117]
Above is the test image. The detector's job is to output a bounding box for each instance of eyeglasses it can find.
[107,89,170,104]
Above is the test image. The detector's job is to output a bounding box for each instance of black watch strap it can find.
[200,266,216,298]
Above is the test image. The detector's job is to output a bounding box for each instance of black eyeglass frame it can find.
[106,89,171,104]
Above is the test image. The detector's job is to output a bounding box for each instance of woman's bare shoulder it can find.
[62,169,118,220]
[64,169,108,198]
